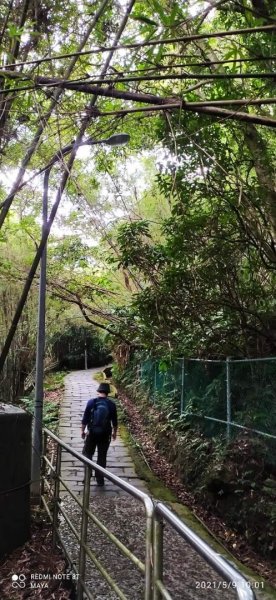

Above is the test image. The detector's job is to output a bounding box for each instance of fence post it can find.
[137,362,142,385]
[153,511,163,600]
[77,463,91,600]
[154,361,157,400]
[84,341,88,370]
[180,358,185,414]
[52,443,62,546]
[226,357,231,442]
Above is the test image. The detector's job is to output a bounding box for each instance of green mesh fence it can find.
[182,359,227,438]
[229,358,276,434]
[138,356,276,460]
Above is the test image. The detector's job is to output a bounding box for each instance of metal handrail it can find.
[42,427,154,600]
[153,503,256,600]
[42,427,257,600]
[46,454,145,572]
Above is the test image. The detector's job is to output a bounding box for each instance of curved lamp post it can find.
[31,132,130,499]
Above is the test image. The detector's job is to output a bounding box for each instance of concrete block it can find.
[0,404,32,557]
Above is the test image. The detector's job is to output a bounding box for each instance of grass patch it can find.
[20,395,59,431]
[44,370,67,391]
[20,370,66,433]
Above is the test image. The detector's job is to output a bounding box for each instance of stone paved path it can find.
[59,368,148,496]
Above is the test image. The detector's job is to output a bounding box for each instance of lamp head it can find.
[104,133,130,147]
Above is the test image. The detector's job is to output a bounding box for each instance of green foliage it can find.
[20,396,58,430]
[21,371,65,431]
[116,220,166,277]
[111,109,276,355]
[51,324,110,370]
[1,0,276,398]
[43,371,67,391]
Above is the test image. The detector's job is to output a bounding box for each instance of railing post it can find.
[153,511,164,600]
[226,357,231,442]
[41,430,48,501]
[77,464,91,600]
[52,443,62,546]
[144,499,154,600]
[180,358,185,415]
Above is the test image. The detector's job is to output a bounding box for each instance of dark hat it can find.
[97,382,110,394]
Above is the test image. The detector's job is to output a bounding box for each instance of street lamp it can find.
[31,132,130,499]
[100,133,130,146]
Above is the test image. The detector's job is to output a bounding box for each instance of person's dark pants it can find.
[82,433,111,484]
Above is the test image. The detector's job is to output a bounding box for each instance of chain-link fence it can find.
[138,356,276,453]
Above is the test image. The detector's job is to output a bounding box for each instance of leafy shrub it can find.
[20,396,59,430]
[51,324,110,370]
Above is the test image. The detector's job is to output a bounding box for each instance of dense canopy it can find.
[0,0,276,397]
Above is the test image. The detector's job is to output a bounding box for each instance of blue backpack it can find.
[89,398,111,435]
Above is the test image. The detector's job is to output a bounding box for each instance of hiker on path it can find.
[81,382,118,486]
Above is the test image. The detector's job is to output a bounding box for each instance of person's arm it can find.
[110,402,118,440]
[81,423,86,439]
[81,400,92,438]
